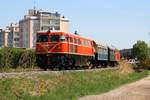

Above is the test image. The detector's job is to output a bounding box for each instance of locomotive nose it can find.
[36,43,48,54]
[48,43,61,52]
[36,42,62,54]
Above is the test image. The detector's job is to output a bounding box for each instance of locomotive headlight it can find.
[55,45,61,50]
[44,44,51,49]
[57,46,61,50]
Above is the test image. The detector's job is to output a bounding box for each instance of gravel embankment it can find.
[0,67,119,79]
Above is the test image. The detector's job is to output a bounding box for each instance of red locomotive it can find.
[36,31,120,70]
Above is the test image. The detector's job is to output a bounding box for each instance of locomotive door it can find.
[67,36,71,53]
[67,36,77,53]
[68,37,73,53]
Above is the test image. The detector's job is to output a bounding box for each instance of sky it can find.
[0,0,150,49]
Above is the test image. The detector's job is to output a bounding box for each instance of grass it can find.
[0,67,39,73]
[0,69,148,100]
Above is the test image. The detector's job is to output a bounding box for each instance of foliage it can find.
[18,49,36,68]
[0,69,148,100]
[137,58,150,69]
[0,48,36,70]
[132,40,149,61]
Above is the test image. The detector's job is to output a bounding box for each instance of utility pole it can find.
[33,0,38,10]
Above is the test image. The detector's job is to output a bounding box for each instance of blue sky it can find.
[0,0,150,49]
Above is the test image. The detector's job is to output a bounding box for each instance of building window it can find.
[55,26,60,30]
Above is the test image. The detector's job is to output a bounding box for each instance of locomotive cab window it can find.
[50,35,60,42]
[37,35,48,42]
[60,35,66,41]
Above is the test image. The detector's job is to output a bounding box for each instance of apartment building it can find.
[19,9,70,48]
[0,28,9,47]
[8,23,20,47]
[0,29,4,47]
[0,23,19,48]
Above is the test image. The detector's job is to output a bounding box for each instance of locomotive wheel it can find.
[58,66,64,70]
[87,61,93,69]
[49,66,54,70]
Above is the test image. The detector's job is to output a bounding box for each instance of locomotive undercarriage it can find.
[36,54,118,70]
[92,60,118,68]
[36,53,93,70]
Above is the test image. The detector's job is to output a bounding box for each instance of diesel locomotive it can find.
[36,31,120,70]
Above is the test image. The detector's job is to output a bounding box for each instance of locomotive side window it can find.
[37,35,48,42]
[66,36,69,41]
[86,41,89,46]
[84,40,88,46]
[85,41,88,46]
[81,40,84,46]
[77,39,81,45]
[69,37,73,43]
[74,38,77,44]
[89,41,92,47]
[50,35,60,42]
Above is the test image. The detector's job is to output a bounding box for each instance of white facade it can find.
[0,23,20,48]
[19,16,39,48]
[60,17,70,32]
[19,9,70,48]
[0,28,10,47]
[8,23,20,47]
[0,29,4,47]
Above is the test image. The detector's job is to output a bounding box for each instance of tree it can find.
[132,40,149,61]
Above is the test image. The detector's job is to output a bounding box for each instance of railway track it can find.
[0,66,119,79]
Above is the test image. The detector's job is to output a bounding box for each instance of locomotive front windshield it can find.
[50,35,60,42]
[50,35,66,42]
[37,35,48,42]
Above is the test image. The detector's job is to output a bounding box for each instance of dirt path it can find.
[79,75,150,100]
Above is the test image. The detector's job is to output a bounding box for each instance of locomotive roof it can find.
[37,31,119,50]
[37,31,94,41]
[108,45,119,51]
[95,41,119,51]
[96,41,108,46]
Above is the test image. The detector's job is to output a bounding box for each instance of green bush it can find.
[137,58,150,70]
[0,48,36,70]
[18,49,36,68]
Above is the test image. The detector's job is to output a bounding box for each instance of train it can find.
[36,31,120,70]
